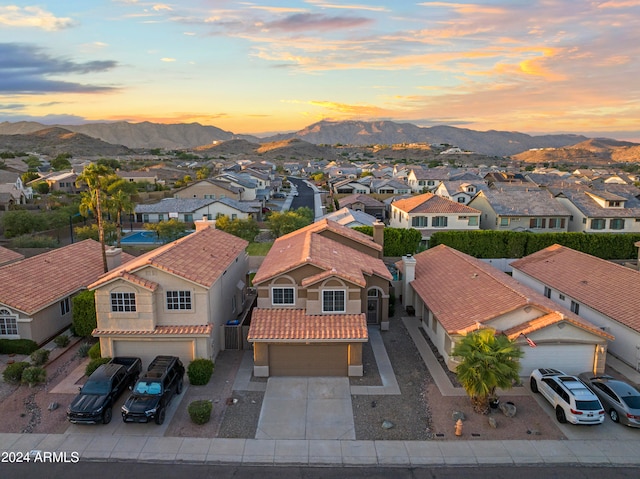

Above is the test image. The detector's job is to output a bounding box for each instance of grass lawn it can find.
[247,242,273,256]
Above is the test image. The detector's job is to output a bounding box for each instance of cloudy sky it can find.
[1,1,639,139]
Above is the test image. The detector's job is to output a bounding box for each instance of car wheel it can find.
[176,378,183,395]
[530,377,538,393]
[102,407,112,425]
[556,406,567,424]
[610,409,619,423]
[155,408,165,425]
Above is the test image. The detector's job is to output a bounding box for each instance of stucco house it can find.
[90,221,249,368]
[338,194,386,220]
[0,246,23,267]
[406,168,451,192]
[247,219,392,377]
[135,197,259,223]
[0,240,133,345]
[511,245,640,371]
[320,207,379,228]
[397,245,613,376]
[434,180,489,205]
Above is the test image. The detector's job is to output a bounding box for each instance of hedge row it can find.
[429,230,640,259]
[353,226,422,257]
[0,339,39,355]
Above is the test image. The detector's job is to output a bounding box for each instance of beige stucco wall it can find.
[175,181,240,200]
[3,299,72,345]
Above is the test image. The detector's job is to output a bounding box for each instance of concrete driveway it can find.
[255,377,355,440]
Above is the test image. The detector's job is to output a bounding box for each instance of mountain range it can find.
[0,119,638,159]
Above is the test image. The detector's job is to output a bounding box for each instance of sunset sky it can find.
[1,1,639,140]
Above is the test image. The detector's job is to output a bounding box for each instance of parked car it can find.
[121,355,185,425]
[67,357,142,425]
[530,368,605,425]
[273,192,286,199]
[578,373,640,427]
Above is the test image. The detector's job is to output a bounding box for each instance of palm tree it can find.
[106,178,136,248]
[451,329,523,414]
[76,163,114,273]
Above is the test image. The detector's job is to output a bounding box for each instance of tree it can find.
[144,219,187,243]
[451,329,523,414]
[215,215,259,241]
[33,182,50,195]
[97,158,121,170]
[72,290,97,337]
[196,166,210,180]
[0,210,47,238]
[76,164,115,273]
[51,154,72,171]
[24,156,42,171]
[267,209,313,238]
[106,178,136,247]
[21,171,40,184]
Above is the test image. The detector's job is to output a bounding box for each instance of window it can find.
[432,216,448,227]
[157,214,164,221]
[544,286,551,299]
[166,291,192,310]
[610,219,625,230]
[204,194,216,199]
[500,217,509,227]
[548,218,566,229]
[457,197,465,203]
[0,309,18,335]
[184,214,193,222]
[322,290,345,312]
[411,216,428,227]
[231,214,238,220]
[571,301,580,315]
[143,214,149,222]
[559,294,565,300]
[110,292,137,312]
[60,297,70,315]
[468,216,478,226]
[529,218,546,229]
[590,219,606,230]
[272,287,295,305]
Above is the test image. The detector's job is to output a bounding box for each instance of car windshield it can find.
[575,400,601,410]
[81,381,110,395]
[621,396,640,409]
[134,381,162,395]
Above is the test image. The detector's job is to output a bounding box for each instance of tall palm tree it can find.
[452,328,523,414]
[76,163,114,273]
[106,178,136,248]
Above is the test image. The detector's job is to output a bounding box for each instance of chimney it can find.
[105,247,122,271]
[401,254,417,308]
[195,215,216,232]
[373,220,384,256]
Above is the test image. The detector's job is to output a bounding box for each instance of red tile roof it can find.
[253,219,390,287]
[93,324,212,336]
[247,308,368,342]
[407,245,612,339]
[511,244,640,333]
[89,226,248,290]
[0,240,134,315]
[392,193,481,215]
[0,246,23,266]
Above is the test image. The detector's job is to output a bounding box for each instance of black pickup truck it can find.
[67,357,142,425]
[121,355,185,425]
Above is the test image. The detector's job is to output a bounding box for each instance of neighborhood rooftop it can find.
[475,188,571,217]
[392,193,481,215]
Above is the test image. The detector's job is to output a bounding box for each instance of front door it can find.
[367,289,379,324]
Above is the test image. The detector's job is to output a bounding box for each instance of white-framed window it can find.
[529,218,546,229]
[432,216,448,227]
[166,291,192,310]
[60,297,70,315]
[411,216,428,227]
[499,217,509,226]
[468,216,478,226]
[559,294,565,300]
[0,309,18,335]
[110,292,137,312]
[590,219,606,230]
[571,301,580,315]
[322,290,345,313]
[548,218,566,229]
[610,219,625,230]
[272,287,295,305]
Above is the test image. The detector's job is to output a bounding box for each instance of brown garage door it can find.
[269,343,348,376]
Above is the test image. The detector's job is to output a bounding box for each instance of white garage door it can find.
[519,344,595,377]
[112,340,195,370]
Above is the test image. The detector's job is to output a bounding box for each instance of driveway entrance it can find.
[255,377,355,440]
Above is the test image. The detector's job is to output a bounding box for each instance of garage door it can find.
[112,340,195,370]
[519,344,595,377]
[269,344,348,376]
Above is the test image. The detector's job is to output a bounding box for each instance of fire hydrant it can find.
[455,418,463,436]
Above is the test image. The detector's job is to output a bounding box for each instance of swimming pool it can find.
[120,230,163,245]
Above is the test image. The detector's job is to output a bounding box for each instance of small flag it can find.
[521,333,537,348]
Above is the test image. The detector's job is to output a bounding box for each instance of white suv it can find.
[530,368,605,425]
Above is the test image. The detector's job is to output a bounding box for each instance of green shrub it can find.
[30,348,50,366]
[85,357,111,377]
[2,361,30,384]
[21,366,46,387]
[187,359,215,386]
[72,290,96,337]
[53,335,70,348]
[9,235,58,248]
[88,342,101,359]
[187,400,213,425]
[77,342,92,358]
[0,339,39,355]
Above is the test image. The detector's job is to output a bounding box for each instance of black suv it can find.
[121,356,185,425]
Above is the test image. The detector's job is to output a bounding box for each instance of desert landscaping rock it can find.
[500,401,517,417]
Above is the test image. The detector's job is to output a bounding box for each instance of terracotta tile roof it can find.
[247,308,368,342]
[408,245,610,338]
[0,246,23,266]
[392,193,481,215]
[93,324,212,336]
[118,271,159,291]
[511,244,640,333]
[89,226,247,290]
[0,240,134,315]
[502,312,613,342]
[253,219,390,286]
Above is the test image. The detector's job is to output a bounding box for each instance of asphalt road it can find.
[3,462,639,479]
[287,177,315,211]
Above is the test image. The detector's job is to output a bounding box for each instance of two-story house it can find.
[338,194,386,220]
[90,221,249,368]
[406,168,450,193]
[468,186,571,232]
[174,179,243,201]
[389,193,481,246]
[397,246,613,376]
[434,180,489,205]
[511,245,640,371]
[247,220,392,377]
